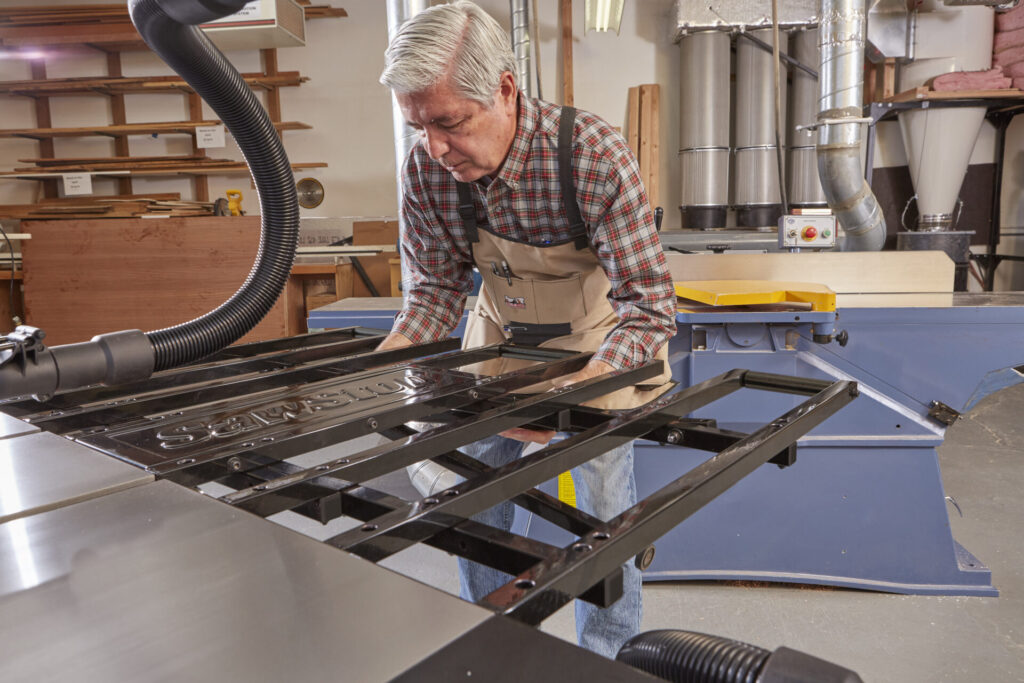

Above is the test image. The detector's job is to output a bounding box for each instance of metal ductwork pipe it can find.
[386,0,430,226]
[384,1,450,495]
[735,28,787,228]
[816,0,886,251]
[788,28,827,209]
[510,0,534,97]
[679,31,730,230]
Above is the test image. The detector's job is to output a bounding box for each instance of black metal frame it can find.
[2,329,857,624]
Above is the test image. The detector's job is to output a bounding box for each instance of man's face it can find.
[397,71,518,183]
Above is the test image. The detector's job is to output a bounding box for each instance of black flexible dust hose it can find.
[616,630,863,683]
[618,630,769,682]
[129,0,299,371]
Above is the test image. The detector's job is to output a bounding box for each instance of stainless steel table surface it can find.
[0,411,38,440]
[0,480,490,682]
[0,430,153,525]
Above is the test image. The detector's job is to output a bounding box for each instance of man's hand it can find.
[499,359,614,445]
[376,332,414,351]
[550,358,614,390]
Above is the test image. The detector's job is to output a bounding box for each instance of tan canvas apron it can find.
[458,106,671,411]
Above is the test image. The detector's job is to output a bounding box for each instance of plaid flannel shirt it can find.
[393,95,675,371]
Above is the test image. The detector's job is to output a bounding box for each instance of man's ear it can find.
[497,71,517,112]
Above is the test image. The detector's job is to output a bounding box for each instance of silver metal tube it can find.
[816,0,886,251]
[789,29,826,207]
[386,0,430,229]
[510,0,533,96]
[679,31,730,227]
[408,458,463,498]
[735,28,787,226]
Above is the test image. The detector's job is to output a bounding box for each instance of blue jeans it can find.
[457,434,642,659]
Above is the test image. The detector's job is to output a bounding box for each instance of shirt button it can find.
[508,180,519,190]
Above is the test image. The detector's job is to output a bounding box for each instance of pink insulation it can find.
[932,66,1012,91]
[994,26,1024,53]
[995,5,1024,91]
[996,2,1024,32]
[1006,61,1024,78]
[993,44,1024,68]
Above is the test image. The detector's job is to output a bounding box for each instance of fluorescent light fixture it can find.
[0,49,48,60]
[584,0,625,34]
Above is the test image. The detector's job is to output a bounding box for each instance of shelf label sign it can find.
[62,173,92,196]
[196,124,226,149]
[203,0,262,24]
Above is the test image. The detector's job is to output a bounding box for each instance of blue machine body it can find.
[308,293,1024,596]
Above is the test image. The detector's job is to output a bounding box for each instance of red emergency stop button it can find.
[801,225,818,241]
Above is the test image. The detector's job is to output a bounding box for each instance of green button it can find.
[823,229,832,238]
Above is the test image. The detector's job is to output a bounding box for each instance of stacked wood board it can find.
[627,84,661,210]
[0,194,219,220]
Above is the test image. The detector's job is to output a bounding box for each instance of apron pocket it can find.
[532,273,588,324]
[504,321,572,345]
[481,269,539,325]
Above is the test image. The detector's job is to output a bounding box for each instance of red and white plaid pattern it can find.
[393,95,675,370]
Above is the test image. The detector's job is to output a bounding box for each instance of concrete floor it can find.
[271,383,1024,682]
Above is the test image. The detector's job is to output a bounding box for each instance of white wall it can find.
[0,0,682,222]
[0,0,1021,287]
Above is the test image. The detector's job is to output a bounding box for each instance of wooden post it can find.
[334,262,354,300]
[106,52,133,195]
[627,86,640,157]
[882,58,897,101]
[559,0,573,106]
[629,84,661,210]
[261,49,283,139]
[29,60,58,199]
[641,84,660,209]
[187,92,210,202]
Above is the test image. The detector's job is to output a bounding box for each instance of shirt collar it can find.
[494,94,537,192]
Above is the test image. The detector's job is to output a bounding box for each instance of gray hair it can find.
[380,1,517,107]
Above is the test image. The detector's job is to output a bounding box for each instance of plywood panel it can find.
[352,219,399,246]
[665,252,955,294]
[22,217,301,346]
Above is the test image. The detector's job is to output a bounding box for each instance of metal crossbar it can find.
[2,328,857,624]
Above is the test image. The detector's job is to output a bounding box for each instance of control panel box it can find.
[778,214,837,249]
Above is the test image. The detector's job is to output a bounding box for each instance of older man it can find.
[376,0,675,658]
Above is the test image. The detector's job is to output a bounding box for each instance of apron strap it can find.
[558,106,588,251]
[456,181,479,244]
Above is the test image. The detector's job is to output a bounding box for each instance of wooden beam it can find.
[0,120,312,139]
[0,72,307,97]
[882,58,897,101]
[627,86,640,157]
[106,51,133,195]
[261,48,283,140]
[188,93,209,202]
[638,85,654,207]
[642,84,660,208]
[560,0,573,106]
[29,59,58,198]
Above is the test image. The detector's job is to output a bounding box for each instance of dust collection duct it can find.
[896,0,993,284]
[816,0,886,251]
[402,0,540,498]
[676,0,885,249]
[386,0,430,223]
[898,2,992,231]
[678,31,731,229]
[735,28,788,228]
[788,28,827,209]
[510,0,534,97]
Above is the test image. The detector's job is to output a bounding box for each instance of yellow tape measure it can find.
[557,471,577,507]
